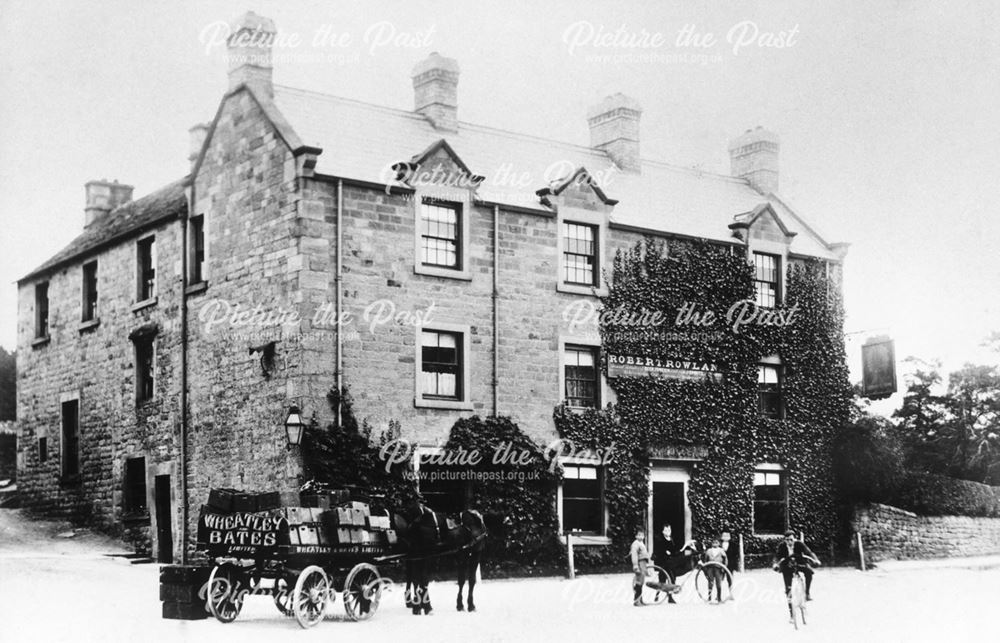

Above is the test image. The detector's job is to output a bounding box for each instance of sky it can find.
[1,0,998,411]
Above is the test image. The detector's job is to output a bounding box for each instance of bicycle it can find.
[640,561,733,605]
[775,560,809,629]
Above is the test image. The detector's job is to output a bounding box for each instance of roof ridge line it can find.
[273,84,745,184]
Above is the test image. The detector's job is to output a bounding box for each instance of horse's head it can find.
[461,509,487,536]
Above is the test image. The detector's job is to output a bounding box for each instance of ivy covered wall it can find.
[555,237,851,564]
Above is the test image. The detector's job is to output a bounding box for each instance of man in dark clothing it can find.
[772,530,820,601]
[720,530,739,574]
[719,530,738,595]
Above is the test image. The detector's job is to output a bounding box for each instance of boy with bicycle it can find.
[772,529,820,601]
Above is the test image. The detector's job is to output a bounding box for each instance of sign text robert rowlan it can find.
[607,354,718,371]
[607,354,720,381]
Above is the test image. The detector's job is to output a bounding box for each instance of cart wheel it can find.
[273,578,294,617]
[292,565,330,629]
[206,563,246,623]
[694,561,733,603]
[343,563,382,621]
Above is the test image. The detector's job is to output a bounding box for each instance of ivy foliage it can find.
[555,237,852,564]
[300,387,419,508]
[441,416,564,571]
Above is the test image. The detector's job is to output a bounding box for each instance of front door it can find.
[154,474,172,563]
[652,482,685,549]
[649,466,691,550]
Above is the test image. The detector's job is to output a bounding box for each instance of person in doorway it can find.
[702,539,728,603]
[630,529,651,606]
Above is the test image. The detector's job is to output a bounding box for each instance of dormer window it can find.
[753,252,780,308]
[420,201,461,269]
[563,222,598,286]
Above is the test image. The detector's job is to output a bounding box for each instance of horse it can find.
[393,502,488,615]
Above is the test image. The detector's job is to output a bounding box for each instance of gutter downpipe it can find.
[180,185,191,564]
[336,179,344,427]
[492,204,499,416]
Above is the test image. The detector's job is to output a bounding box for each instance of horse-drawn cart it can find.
[196,490,403,628]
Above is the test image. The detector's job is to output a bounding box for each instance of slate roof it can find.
[273,85,840,260]
[21,83,841,287]
[19,177,188,283]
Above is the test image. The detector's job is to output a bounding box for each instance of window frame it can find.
[420,329,463,400]
[123,456,148,516]
[562,221,599,287]
[419,200,462,271]
[752,464,788,536]
[134,335,155,404]
[753,251,780,309]
[758,361,784,420]
[557,461,608,538]
[189,215,207,285]
[414,323,473,410]
[563,344,600,409]
[556,207,607,297]
[34,281,50,339]
[60,399,80,479]
[81,260,98,323]
[136,236,156,303]
[413,197,472,281]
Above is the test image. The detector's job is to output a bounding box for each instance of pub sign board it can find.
[861,336,897,400]
[607,354,721,382]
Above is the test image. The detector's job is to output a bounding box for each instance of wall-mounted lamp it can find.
[284,405,305,448]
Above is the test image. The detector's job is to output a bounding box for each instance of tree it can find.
[834,392,906,503]
[943,364,1000,483]
[893,358,949,473]
[0,347,14,421]
[892,354,1000,484]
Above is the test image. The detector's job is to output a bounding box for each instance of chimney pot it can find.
[728,126,780,194]
[85,179,134,227]
[411,52,460,131]
[586,93,642,173]
[226,11,276,98]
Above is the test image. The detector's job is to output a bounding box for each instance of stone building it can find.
[16,12,847,561]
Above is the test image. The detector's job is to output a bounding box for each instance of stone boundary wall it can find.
[852,502,1000,561]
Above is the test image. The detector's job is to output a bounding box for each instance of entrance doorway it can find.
[648,466,691,550]
[154,474,173,563]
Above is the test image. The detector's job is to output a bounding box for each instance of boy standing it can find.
[630,529,651,606]
[702,539,728,603]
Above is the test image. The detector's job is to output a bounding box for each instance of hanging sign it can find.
[861,336,897,400]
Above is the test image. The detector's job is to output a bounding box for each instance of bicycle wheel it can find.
[789,574,806,629]
[694,562,733,603]
[640,565,673,605]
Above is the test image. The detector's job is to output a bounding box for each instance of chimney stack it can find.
[189,123,210,165]
[85,180,134,227]
[729,126,780,194]
[411,52,460,132]
[587,94,642,173]
[227,11,276,99]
